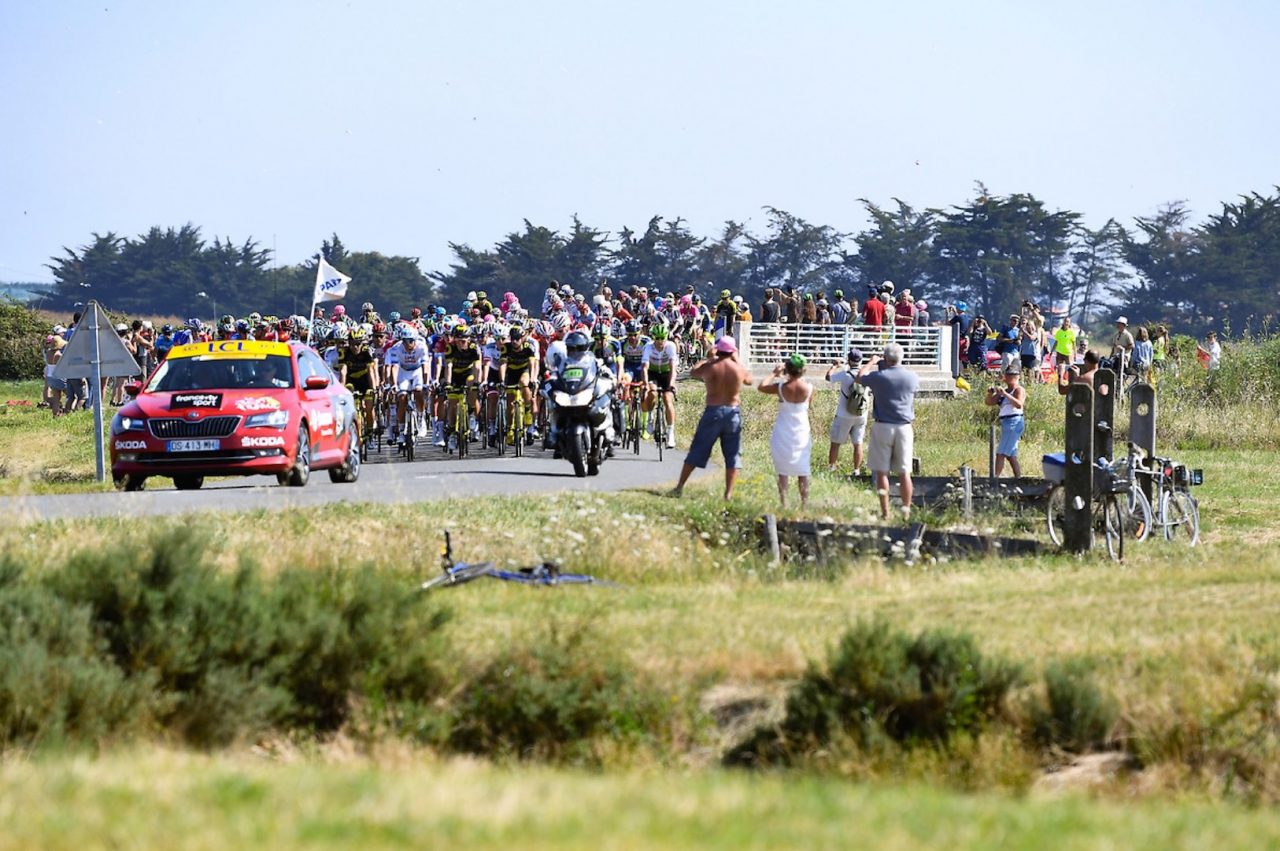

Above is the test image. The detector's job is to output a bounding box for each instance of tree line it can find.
[41,185,1280,334]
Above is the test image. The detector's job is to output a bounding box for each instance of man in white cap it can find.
[671,336,754,500]
[1111,315,1135,372]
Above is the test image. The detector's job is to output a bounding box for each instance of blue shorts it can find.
[685,405,743,470]
[997,415,1025,457]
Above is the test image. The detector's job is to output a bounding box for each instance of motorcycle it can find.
[547,352,615,477]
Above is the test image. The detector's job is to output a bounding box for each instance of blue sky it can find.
[2,0,1276,283]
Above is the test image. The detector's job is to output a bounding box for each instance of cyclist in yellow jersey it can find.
[499,325,541,442]
[442,323,482,450]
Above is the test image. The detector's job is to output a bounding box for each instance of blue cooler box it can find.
[1042,453,1066,483]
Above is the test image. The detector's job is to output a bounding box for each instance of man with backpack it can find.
[824,347,870,474]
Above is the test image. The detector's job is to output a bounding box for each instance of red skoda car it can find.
[110,340,360,491]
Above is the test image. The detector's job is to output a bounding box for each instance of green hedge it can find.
[0,299,47,380]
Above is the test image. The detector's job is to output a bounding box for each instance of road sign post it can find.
[51,301,141,483]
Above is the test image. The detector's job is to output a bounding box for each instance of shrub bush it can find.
[0,530,451,750]
[0,298,47,380]
[444,623,665,763]
[1028,661,1118,753]
[727,620,1024,767]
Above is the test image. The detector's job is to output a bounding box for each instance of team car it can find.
[109,340,361,491]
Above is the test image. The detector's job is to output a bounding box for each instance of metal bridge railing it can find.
[737,323,951,373]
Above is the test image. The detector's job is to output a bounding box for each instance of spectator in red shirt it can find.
[861,287,886,327]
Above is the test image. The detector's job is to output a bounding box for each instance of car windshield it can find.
[145,354,295,392]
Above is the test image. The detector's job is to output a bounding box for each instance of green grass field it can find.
[2,365,1279,847]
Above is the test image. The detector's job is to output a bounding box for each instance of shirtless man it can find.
[670,337,754,500]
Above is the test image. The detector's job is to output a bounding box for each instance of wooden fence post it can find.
[1129,383,1157,506]
[1064,383,1095,553]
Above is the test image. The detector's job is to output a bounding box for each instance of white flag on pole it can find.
[313,258,352,303]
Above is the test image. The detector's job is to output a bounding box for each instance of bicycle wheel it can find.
[1045,484,1066,547]
[456,400,469,459]
[630,398,642,455]
[1165,490,1200,546]
[495,395,506,457]
[1123,486,1153,543]
[653,410,665,462]
[1102,495,1124,562]
[512,395,524,458]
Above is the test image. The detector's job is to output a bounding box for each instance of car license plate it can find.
[167,439,220,452]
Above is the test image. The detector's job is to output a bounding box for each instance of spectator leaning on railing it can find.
[857,342,919,521]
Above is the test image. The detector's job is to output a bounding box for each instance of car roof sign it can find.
[168,340,292,360]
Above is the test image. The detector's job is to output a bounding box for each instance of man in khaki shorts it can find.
[857,342,919,520]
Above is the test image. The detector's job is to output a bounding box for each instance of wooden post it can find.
[960,465,973,518]
[1129,383,1157,507]
[1063,383,1094,553]
[988,424,997,482]
[1093,367,1116,468]
[761,514,781,566]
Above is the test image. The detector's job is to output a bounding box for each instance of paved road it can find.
[3,438,694,524]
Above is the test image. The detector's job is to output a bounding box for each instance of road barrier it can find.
[734,323,955,392]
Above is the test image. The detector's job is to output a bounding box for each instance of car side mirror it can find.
[304,375,329,390]
[124,381,142,397]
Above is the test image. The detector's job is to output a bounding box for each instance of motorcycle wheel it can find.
[567,429,588,478]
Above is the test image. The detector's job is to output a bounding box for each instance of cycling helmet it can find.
[398,327,416,341]
[330,324,349,341]
[161,323,174,334]
[361,301,374,312]
[349,328,367,344]
[333,304,347,316]
[720,289,731,300]
[565,330,590,354]
[235,319,250,332]
[533,320,555,339]
[451,322,468,336]
[592,325,608,339]
[650,324,668,340]
[220,313,234,328]
[477,291,488,301]
[467,291,477,302]
[550,312,571,332]
[624,321,640,335]
[410,306,422,318]
[509,326,525,340]
[654,297,666,310]
[461,300,472,311]
[185,316,200,329]
[248,312,262,323]
[388,311,401,323]
[679,294,693,306]
[434,306,447,317]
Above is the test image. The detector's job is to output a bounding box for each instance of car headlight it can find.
[111,414,146,434]
[245,410,290,429]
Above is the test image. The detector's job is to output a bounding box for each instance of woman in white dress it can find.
[759,353,813,508]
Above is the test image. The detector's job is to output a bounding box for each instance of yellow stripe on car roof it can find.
[168,340,292,359]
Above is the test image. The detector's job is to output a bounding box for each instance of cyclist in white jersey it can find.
[386,327,428,443]
[642,323,680,448]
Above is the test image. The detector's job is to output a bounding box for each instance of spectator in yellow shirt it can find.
[1052,317,1077,376]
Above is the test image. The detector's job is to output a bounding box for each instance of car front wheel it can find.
[329,428,361,484]
[279,424,311,487]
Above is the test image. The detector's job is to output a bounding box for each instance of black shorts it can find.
[504,370,531,388]
[1020,354,1038,370]
[650,371,673,392]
